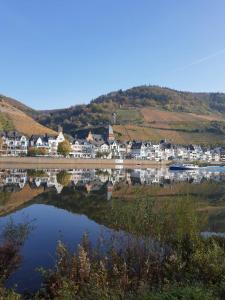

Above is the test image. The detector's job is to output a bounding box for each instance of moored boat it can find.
[169,163,199,171]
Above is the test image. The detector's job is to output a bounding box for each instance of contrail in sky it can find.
[174,48,225,72]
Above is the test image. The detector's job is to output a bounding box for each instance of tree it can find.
[38,147,48,156]
[57,140,71,157]
[28,147,48,156]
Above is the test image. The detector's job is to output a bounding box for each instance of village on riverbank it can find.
[0,125,225,163]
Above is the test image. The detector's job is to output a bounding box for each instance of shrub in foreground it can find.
[34,233,225,300]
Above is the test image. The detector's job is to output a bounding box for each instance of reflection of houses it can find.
[1,167,225,200]
[220,148,225,162]
[29,173,64,194]
[69,169,96,185]
[0,169,27,189]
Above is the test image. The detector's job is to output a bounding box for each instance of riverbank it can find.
[0,156,170,169]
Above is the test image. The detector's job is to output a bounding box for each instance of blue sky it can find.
[0,0,225,109]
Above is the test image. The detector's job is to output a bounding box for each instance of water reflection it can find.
[1,167,225,293]
[1,167,225,198]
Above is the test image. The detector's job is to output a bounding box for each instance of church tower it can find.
[58,125,63,133]
[108,125,115,142]
[86,131,94,142]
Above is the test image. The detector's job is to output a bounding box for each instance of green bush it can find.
[136,286,215,300]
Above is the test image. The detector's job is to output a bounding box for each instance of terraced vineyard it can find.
[1,85,225,144]
[113,123,225,145]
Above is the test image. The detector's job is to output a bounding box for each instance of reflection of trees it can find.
[56,171,71,186]
[27,169,47,177]
[33,185,208,243]
[0,219,33,282]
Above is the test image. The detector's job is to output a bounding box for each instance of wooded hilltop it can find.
[1,85,225,145]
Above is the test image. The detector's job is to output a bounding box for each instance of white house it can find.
[98,142,110,153]
[29,135,50,151]
[130,142,147,159]
[48,131,65,156]
[70,140,83,158]
[29,132,65,156]
[109,140,121,158]
[0,132,28,156]
[70,139,95,158]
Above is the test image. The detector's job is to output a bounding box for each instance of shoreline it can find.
[0,156,169,169]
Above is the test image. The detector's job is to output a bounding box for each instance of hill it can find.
[34,85,225,145]
[92,86,225,114]
[1,86,225,144]
[0,95,56,136]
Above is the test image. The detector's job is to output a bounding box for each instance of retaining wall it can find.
[0,156,169,169]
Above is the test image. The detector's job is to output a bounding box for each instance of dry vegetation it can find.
[141,108,224,123]
[113,123,224,145]
[112,106,225,145]
[0,99,56,136]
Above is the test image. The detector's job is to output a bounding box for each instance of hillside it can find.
[92,86,225,114]
[35,85,225,145]
[1,86,225,144]
[0,95,56,136]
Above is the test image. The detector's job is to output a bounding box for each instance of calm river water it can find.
[1,166,225,293]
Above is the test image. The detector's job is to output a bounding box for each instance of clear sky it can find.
[0,0,225,109]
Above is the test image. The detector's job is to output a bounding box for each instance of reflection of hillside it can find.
[31,186,202,239]
[113,180,225,203]
[0,184,45,215]
[29,181,225,237]
[33,185,112,226]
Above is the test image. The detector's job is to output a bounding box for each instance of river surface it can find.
[1,166,225,293]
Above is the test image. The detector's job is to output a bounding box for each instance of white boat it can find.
[169,163,199,171]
